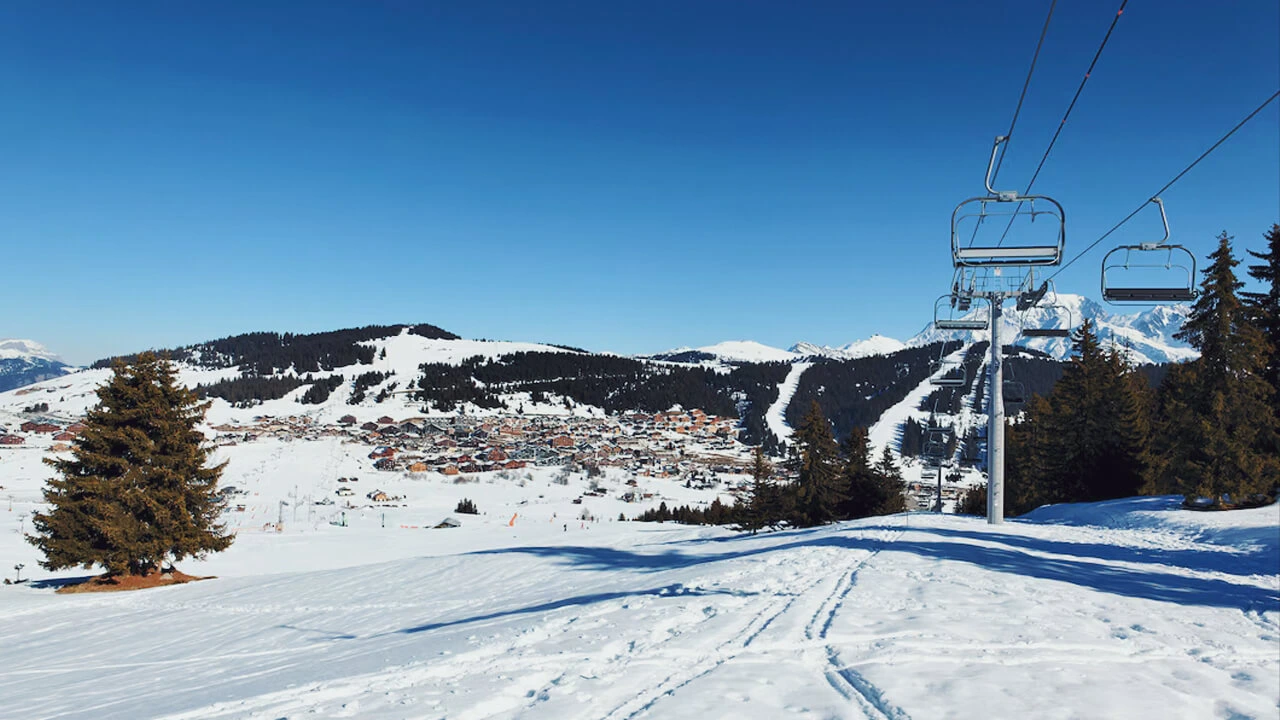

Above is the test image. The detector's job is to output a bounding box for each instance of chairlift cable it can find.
[966,0,1059,249]
[1047,89,1280,281]
[993,0,1128,248]
[990,0,1059,188]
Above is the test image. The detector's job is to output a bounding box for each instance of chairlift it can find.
[1001,361,1027,409]
[1101,198,1197,304]
[952,136,1066,268]
[1003,380,1026,407]
[934,294,986,331]
[1019,281,1073,339]
[929,350,967,387]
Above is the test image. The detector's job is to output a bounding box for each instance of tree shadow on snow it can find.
[872,525,1280,579]
[473,532,1278,613]
[28,575,97,590]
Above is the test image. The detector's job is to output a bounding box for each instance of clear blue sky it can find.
[3,1,1277,365]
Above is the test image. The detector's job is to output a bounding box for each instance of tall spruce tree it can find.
[1243,223,1280,392]
[1146,233,1280,500]
[789,401,844,527]
[838,427,877,518]
[736,446,778,534]
[1001,320,1150,513]
[29,352,233,577]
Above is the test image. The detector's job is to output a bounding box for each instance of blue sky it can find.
[3,1,1277,365]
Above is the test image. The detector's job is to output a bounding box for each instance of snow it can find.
[0,339,65,364]
[0,331,591,428]
[1,457,1275,720]
[764,362,811,443]
[691,341,799,364]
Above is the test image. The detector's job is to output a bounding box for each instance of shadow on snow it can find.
[471,527,1278,613]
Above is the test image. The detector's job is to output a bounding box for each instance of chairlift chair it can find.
[929,353,967,387]
[952,136,1066,268]
[1003,380,1026,406]
[1101,198,1197,304]
[934,294,987,331]
[1019,281,1074,339]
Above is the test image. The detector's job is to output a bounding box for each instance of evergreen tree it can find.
[736,446,777,534]
[789,401,844,527]
[1001,320,1150,513]
[29,353,233,577]
[1146,233,1280,500]
[872,447,907,515]
[1243,224,1280,392]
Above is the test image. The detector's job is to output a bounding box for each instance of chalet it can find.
[549,435,574,448]
[373,457,396,471]
[376,416,396,425]
[485,448,509,462]
[0,435,24,445]
[441,464,460,476]
[32,423,61,434]
[338,415,357,426]
[408,462,429,473]
[52,432,76,442]
[502,460,527,470]
[368,447,396,459]
[360,422,379,432]
[19,421,38,433]
[66,423,87,434]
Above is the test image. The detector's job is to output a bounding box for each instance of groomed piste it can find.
[0,491,1275,720]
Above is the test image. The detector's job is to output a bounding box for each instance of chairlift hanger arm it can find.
[984,136,1019,201]
[1139,197,1171,250]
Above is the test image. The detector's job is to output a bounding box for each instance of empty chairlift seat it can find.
[1101,198,1197,304]
[951,136,1066,268]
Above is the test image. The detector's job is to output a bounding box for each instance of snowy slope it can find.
[0,330,591,427]
[764,362,811,443]
[0,493,1274,720]
[908,293,1196,365]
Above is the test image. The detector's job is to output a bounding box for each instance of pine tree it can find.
[1001,319,1150,513]
[838,427,877,519]
[1146,233,1280,500]
[29,353,233,577]
[1243,224,1280,392]
[789,401,844,527]
[872,447,907,515]
[736,446,777,534]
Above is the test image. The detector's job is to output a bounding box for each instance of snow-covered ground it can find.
[1,433,1276,720]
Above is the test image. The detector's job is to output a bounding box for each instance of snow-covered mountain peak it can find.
[790,335,906,360]
[693,341,798,363]
[0,339,64,363]
[906,293,1197,365]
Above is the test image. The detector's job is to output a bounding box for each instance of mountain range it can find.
[0,339,74,393]
[656,294,1195,367]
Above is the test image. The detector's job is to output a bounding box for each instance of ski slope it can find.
[0,492,1275,720]
[764,362,811,443]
